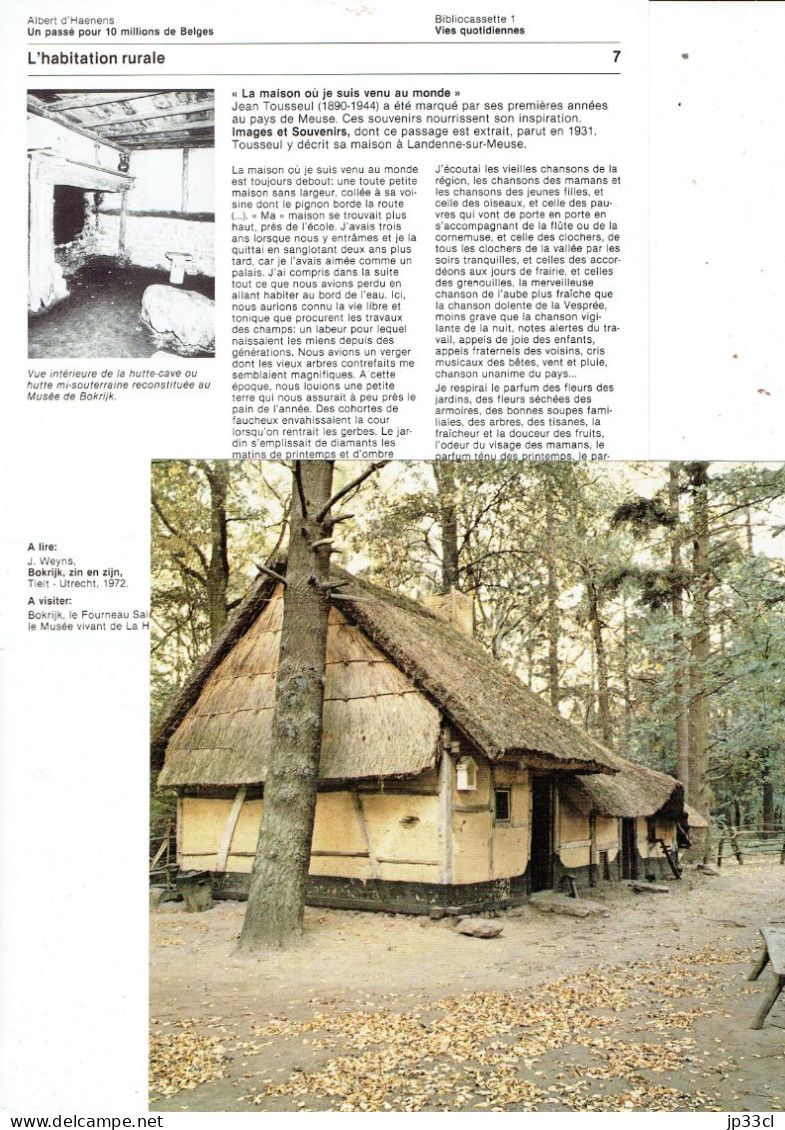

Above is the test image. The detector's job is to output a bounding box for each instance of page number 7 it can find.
[613,49,621,63]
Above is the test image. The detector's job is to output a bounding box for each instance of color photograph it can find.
[149,459,785,1112]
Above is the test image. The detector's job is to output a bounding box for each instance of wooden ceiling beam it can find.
[103,119,213,138]
[105,123,214,143]
[27,97,125,152]
[93,99,215,128]
[30,91,163,112]
[28,151,133,191]
[123,137,215,150]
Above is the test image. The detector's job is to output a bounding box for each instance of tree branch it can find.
[174,556,207,587]
[256,562,287,586]
[316,461,389,523]
[152,491,210,576]
[293,462,309,520]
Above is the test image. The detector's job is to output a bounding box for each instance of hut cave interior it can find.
[27,89,215,358]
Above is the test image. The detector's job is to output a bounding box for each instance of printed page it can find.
[1,0,784,1123]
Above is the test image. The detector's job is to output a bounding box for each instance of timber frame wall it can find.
[172,738,679,912]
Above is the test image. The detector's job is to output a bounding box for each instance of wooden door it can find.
[621,817,638,879]
[530,776,554,892]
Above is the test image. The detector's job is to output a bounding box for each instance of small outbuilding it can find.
[559,756,685,884]
[153,569,686,912]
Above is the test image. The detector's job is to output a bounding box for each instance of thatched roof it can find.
[684,803,710,829]
[158,591,442,786]
[331,570,617,772]
[154,567,620,788]
[568,752,685,821]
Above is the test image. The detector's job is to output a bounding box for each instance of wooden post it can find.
[752,976,785,1030]
[780,835,785,865]
[748,946,770,982]
[438,749,453,885]
[182,148,190,212]
[488,765,496,879]
[28,171,56,311]
[352,791,381,881]
[149,837,169,873]
[588,812,596,886]
[175,794,182,868]
[717,831,724,867]
[118,189,128,257]
[215,786,247,873]
[749,929,785,1029]
[656,837,682,879]
[730,826,744,864]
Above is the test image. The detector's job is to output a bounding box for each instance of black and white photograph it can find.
[27,89,215,358]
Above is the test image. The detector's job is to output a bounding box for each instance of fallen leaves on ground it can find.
[236,945,755,1112]
[149,1030,229,1099]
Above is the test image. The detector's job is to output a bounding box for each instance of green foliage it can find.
[612,495,675,533]
[151,459,785,823]
[151,459,289,713]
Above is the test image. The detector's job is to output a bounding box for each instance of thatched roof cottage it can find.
[153,569,687,911]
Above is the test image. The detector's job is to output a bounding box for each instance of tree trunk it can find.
[668,463,690,790]
[202,460,231,640]
[588,580,614,748]
[621,595,633,748]
[544,474,561,709]
[744,505,754,556]
[524,636,535,688]
[434,461,460,590]
[762,753,775,832]
[238,461,335,950]
[687,462,712,814]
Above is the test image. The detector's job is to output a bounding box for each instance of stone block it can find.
[456,917,504,938]
[141,284,215,355]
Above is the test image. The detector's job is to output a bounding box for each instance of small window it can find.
[494,788,511,823]
[647,817,657,844]
[456,755,477,791]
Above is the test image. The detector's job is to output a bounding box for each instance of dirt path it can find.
[150,862,784,1112]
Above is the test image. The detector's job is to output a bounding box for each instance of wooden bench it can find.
[748,926,785,1029]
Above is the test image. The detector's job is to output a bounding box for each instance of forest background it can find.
[150,460,785,838]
